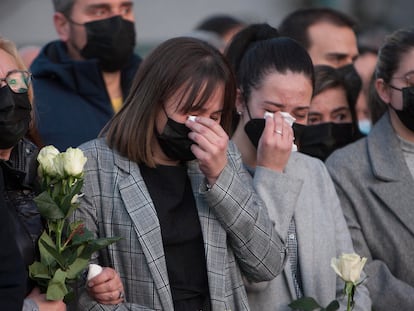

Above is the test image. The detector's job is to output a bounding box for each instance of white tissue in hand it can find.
[264,111,274,119]
[87,264,103,281]
[187,115,197,122]
[279,112,296,126]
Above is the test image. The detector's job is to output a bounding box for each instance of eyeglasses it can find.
[0,70,32,93]
[389,72,414,92]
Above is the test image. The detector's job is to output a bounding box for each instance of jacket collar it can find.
[367,112,414,236]
[31,40,141,99]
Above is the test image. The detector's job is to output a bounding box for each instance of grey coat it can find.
[73,138,286,311]
[246,152,371,311]
[326,112,414,311]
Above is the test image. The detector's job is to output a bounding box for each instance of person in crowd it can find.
[326,27,414,311]
[0,36,122,311]
[354,28,390,133]
[278,7,358,69]
[0,35,66,311]
[30,0,141,151]
[73,36,286,310]
[226,23,371,311]
[300,65,363,160]
[0,167,26,310]
[196,14,245,51]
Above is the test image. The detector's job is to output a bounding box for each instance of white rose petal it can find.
[62,148,87,177]
[37,145,60,177]
[331,253,367,284]
[87,264,103,281]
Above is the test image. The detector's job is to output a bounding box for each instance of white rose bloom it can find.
[331,253,367,284]
[37,145,60,177]
[62,148,87,177]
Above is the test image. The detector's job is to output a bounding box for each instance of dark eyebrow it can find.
[264,100,309,111]
[331,106,350,114]
[86,3,111,11]
[326,52,349,60]
[308,110,322,116]
[263,100,285,108]
[86,2,133,11]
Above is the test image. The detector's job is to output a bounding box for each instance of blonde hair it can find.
[0,36,42,146]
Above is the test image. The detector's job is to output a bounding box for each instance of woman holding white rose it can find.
[225,24,371,311]
[0,36,123,311]
[0,36,67,311]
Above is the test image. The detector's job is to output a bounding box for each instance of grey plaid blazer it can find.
[73,138,286,311]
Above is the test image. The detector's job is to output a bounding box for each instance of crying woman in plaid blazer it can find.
[72,37,287,311]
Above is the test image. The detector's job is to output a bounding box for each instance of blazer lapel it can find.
[115,156,173,310]
[368,114,414,237]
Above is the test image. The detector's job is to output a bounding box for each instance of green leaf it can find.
[40,239,67,268]
[77,237,121,262]
[325,300,340,311]
[70,226,95,246]
[28,261,51,280]
[34,191,65,220]
[46,269,68,301]
[66,256,90,280]
[38,231,57,266]
[289,297,322,310]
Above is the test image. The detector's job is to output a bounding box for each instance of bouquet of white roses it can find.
[29,146,120,302]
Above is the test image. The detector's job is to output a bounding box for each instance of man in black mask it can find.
[30,0,141,151]
[279,7,363,160]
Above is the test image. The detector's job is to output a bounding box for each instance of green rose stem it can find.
[345,281,355,311]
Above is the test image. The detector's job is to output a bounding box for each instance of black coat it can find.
[0,166,26,310]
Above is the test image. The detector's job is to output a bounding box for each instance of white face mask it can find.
[358,119,372,135]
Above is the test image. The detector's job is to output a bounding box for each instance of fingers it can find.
[92,289,125,305]
[263,112,294,144]
[185,116,228,182]
[185,116,228,161]
[186,116,227,145]
[257,112,294,172]
[87,268,124,305]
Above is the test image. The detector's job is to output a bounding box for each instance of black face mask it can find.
[294,122,356,161]
[80,16,136,72]
[392,86,414,132]
[244,118,265,148]
[0,86,31,149]
[156,117,196,161]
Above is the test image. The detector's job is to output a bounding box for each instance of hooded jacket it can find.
[30,40,141,151]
